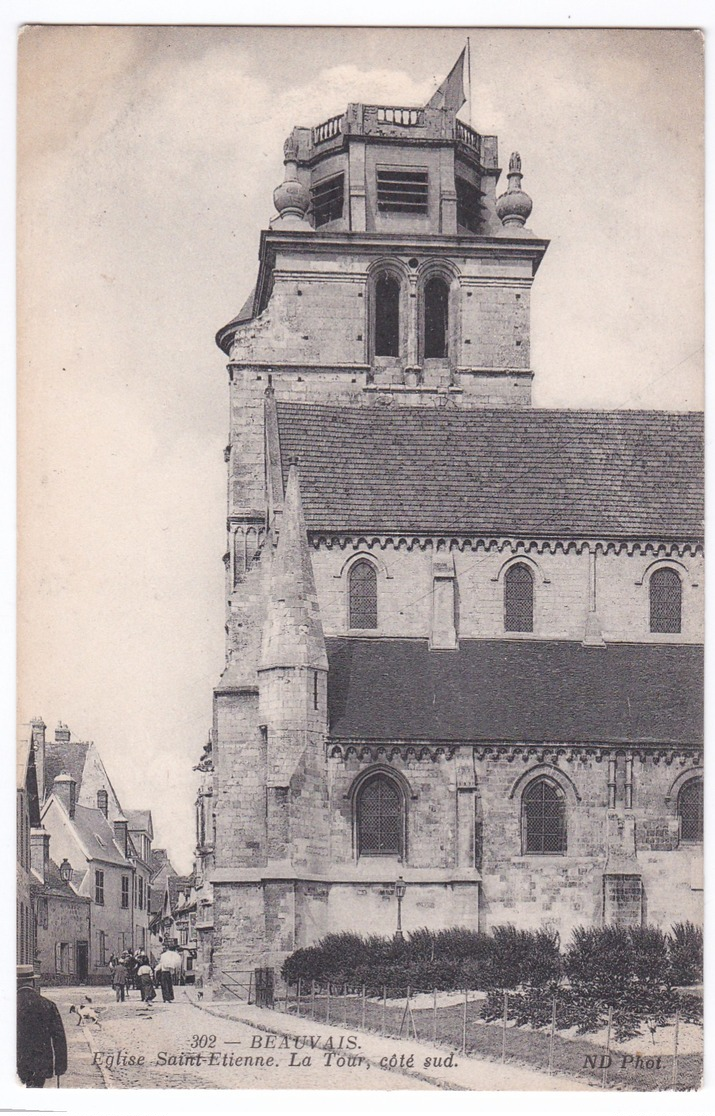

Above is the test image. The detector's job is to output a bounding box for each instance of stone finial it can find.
[271,136,312,230]
[283,135,300,162]
[496,151,533,229]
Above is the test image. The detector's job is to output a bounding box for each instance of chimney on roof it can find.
[30,828,50,884]
[30,718,46,803]
[53,773,76,818]
[55,722,71,743]
[113,820,128,858]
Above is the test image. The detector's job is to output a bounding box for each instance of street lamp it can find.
[394,876,407,940]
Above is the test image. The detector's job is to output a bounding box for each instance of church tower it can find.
[207,66,551,977]
[200,56,698,982]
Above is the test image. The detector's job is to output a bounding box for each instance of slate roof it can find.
[72,805,128,866]
[32,858,91,901]
[45,741,89,799]
[326,638,703,745]
[275,404,703,538]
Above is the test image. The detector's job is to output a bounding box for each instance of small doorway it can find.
[76,940,89,983]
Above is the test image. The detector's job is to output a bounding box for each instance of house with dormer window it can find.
[28,718,155,975]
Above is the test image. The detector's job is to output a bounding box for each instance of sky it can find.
[15,26,703,874]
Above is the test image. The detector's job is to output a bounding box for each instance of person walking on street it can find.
[16,966,68,1088]
[136,958,156,1005]
[124,951,138,996]
[112,957,129,1002]
[154,952,173,1002]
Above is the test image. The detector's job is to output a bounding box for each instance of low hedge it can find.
[281,922,703,1039]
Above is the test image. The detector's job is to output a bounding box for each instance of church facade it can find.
[195,77,703,983]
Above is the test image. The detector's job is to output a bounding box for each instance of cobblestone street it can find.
[45,986,435,1090]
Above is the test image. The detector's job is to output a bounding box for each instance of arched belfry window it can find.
[97,790,108,818]
[357,773,404,858]
[374,273,400,357]
[522,778,566,854]
[349,559,377,629]
[677,777,703,843]
[424,276,449,358]
[650,568,682,633]
[504,563,534,632]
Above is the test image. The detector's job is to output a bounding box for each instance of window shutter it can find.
[68,942,76,974]
[55,941,61,973]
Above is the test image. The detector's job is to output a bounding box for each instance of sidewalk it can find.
[191,994,590,1091]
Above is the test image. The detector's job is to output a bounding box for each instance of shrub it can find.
[668,922,703,987]
[488,925,562,990]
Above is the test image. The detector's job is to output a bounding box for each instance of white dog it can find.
[69,1003,101,1026]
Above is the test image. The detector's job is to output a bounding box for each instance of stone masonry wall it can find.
[310,542,704,645]
[36,896,91,982]
[226,244,536,377]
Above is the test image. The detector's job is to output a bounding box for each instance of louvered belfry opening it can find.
[678,777,703,842]
[349,559,378,628]
[650,568,682,633]
[522,779,566,854]
[504,562,534,632]
[424,276,449,358]
[376,169,428,214]
[311,172,344,227]
[357,774,403,857]
[456,175,482,232]
[374,274,400,357]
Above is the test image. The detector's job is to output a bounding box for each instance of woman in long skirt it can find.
[136,958,156,1005]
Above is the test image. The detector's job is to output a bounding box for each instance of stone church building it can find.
[195,70,703,981]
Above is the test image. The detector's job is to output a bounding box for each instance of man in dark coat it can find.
[17,967,68,1088]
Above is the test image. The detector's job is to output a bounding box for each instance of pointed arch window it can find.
[97,790,108,818]
[649,568,682,633]
[374,274,400,357]
[357,773,404,858]
[504,563,534,632]
[677,777,703,843]
[424,276,449,358]
[522,778,566,854]
[349,559,377,629]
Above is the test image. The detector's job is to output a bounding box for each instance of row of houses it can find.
[17,718,181,983]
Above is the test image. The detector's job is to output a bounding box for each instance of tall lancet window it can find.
[424,276,449,358]
[504,563,534,632]
[357,774,404,858]
[522,778,566,854]
[349,559,378,629]
[649,568,682,633]
[374,274,400,357]
[677,777,703,843]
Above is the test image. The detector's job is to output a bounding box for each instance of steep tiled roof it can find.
[150,848,176,877]
[45,741,89,800]
[326,638,703,745]
[168,874,194,914]
[275,404,703,538]
[72,805,128,866]
[126,809,153,836]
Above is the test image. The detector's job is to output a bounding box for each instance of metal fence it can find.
[270,981,699,1091]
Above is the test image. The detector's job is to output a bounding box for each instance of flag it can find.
[425,47,467,114]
